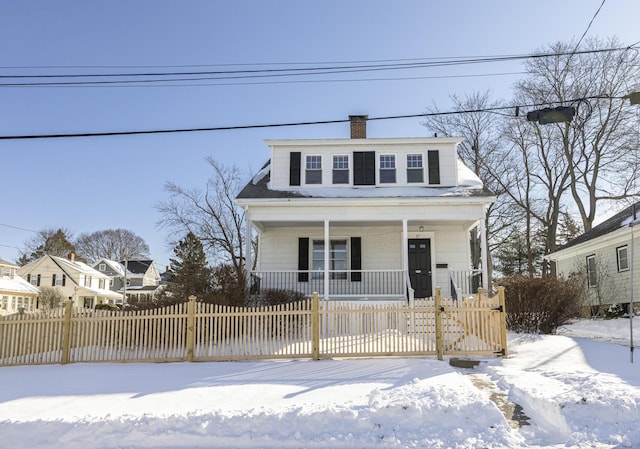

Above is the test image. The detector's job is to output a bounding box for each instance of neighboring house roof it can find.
[93,258,126,276]
[555,201,640,252]
[0,259,17,267]
[0,275,40,295]
[237,159,493,201]
[121,260,153,275]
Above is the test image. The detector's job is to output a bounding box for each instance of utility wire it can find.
[0,95,618,141]
[0,46,630,84]
[0,223,38,233]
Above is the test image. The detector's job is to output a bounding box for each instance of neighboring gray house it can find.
[547,201,639,315]
[93,259,162,303]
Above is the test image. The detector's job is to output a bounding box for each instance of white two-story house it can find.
[235,115,495,301]
[18,254,123,308]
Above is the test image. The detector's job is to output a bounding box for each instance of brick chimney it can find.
[69,253,75,262]
[349,115,368,139]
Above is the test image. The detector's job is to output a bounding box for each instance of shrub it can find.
[499,275,582,334]
[604,303,625,319]
[95,303,120,311]
[246,288,307,307]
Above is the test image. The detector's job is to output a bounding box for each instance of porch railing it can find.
[449,269,483,299]
[251,270,406,299]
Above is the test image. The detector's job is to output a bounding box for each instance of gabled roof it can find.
[237,160,494,201]
[0,259,17,267]
[120,260,154,275]
[93,258,125,276]
[19,254,110,280]
[555,201,640,251]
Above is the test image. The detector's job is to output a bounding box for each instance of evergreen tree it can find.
[19,228,82,264]
[167,232,212,301]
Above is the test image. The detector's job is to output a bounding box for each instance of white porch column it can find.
[244,207,252,288]
[480,216,489,291]
[402,219,408,275]
[324,219,330,300]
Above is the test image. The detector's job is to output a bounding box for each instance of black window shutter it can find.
[52,274,56,286]
[428,150,440,184]
[290,152,301,186]
[298,237,309,282]
[353,151,375,185]
[62,274,66,286]
[27,274,31,283]
[350,237,362,282]
[37,274,41,286]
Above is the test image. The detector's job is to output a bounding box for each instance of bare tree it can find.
[75,229,150,263]
[37,286,64,313]
[516,37,640,232]
[156,157,252,292]
[423,91,517,285]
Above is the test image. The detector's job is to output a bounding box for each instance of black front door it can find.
[408,239,432,298]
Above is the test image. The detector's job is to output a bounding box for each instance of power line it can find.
[0,223,38,233]
[0,46,631,88]
[0,95,618,141]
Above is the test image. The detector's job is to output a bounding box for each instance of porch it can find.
[250,269,484,301]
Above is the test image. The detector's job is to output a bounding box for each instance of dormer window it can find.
[379,155,396,184]
[305,155,322,184]
[332,155,349,184]
[407,154,424,183]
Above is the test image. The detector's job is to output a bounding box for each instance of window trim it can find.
[616,245,629,272]
[305,154,322,185]
[332,154,349,184]
[406,153,424,183]
[379,154,396,184]
[311,239,349,280]
[586,254,597,288]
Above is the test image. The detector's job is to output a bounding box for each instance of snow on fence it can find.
[0,288,507,367]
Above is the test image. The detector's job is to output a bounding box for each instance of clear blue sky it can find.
[1,0,638,269]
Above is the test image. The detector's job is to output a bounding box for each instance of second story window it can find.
[407,154,424,183]
[305,155,322,184]
[379,155,396,183]
[332,155,349,184]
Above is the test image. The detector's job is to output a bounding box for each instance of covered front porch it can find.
[244,215,488,302]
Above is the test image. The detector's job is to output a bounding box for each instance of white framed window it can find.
[29,275,38,286]
[1,267,10,277]
[99,263,106,272]
[407,154,424,183]
[84,276,92,287]
[312,239,348,280]
[54,274,63,286]
[1,296,7,310]
[305,155,322,184]
[379,154,396,183]
[617,246,629,272]
[332,155,349,184]
[586,255,597,288]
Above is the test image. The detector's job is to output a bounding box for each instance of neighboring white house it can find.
[93,259,162,303]
[0,258,39,316]
[546,201,640,315]
[18,254,122,308]
[235,115,495,301]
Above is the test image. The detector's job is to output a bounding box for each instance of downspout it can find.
[244,206,252,290]
[480,212,489,291]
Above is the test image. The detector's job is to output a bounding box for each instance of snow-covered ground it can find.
[0,318,639,449]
